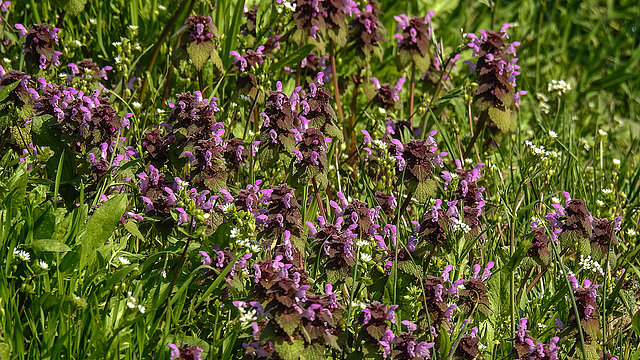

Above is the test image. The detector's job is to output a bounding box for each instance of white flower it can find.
[38,260,49,270]
[220,203,234,212]
[549,130,557,138]
[598,129,608,137]
[114,56,122,64]
[137,305,146,313]
[360,253,372,262]
[464,158,473,165]
[627,229,637,237]
[238,306,257,326]
[118,256,131,265]
[132,101,142,109]
[161,270,167,278]
[112,41,122,47]
[601,188,613,195]
[13,248,30,261]
[89,18,97,25]
[125,292,137,309]
[596,200,605,207]
[128,25,139,31]
[551,196,560,204]
[548,79,571,97]
[230,228,240,238]
[158,5,166,10]
[451,218,471,234]
[613,158,621,166]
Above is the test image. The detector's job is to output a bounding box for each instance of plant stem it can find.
[312,177,326,220]
[139,0,192,102]
[166,236,192,308]
[329,39,345,132]
[409,62,416,127]
[463,111,488,159]
[549,238,588,360]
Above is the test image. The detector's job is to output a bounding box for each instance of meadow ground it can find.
[0,0,639,359]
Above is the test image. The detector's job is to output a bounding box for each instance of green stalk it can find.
[329,39,345,136]
[409,62,416,127]
[549,238,588,360]
[139,0,192,102]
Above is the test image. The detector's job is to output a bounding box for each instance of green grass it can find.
[0,0,639,359]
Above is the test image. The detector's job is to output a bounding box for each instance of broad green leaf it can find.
[78,194,127,267]
[27,239,72,253]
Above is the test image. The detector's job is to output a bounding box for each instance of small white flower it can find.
[126,292,137,309]
[613,158,621,166]
[38,260,49,270]
[13,248,30,261]
[548,79,571,97]
[137,304,146,313]
[464,158,473,165]
[112,41,122,47]
[360,253,372,262]
[158,5,166,10]
[596,200,605,207]
[89,18,97,25]
[230,228,240,238]
[601,188,613,195]
[128,25,139,31]
[220,203,234,212]
[161,270,167,278]
[132,101,142,109]
[238,307,257,326]
[74,40,82,47]
[551,196,560,204]
[627,229,637,237]
[114,56,122,64]
[118,256,131,265]
[598,129,608,137]
[549,130,557,138]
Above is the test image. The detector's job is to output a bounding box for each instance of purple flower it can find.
[385,305,399,323]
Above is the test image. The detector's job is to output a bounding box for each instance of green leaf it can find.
[0,80,20,104]
[187,42,214,71]
[272,44,315,71]
[274,337,304,360]
[77,194,127,267]
[275,311,301,337]
[27,239,72,253]
[632,310,640,337]
[488,106,513,133]
[123,220,145,241]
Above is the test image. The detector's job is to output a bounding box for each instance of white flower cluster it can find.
[579,137,592,151]
[238,306,258,326]
[537,93,551,114]
[559,267,575,278]
[13,248,30,261]
[627,228,637,237]
[548,80,572,97]
[579,255,604,276]
[237,237,261,253]
[125,292,146,313]
[451,217,471,234]
[372,139,388,150]
[524,140,561,161]
[118,256,131,265]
